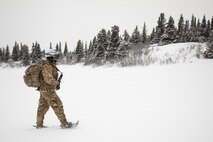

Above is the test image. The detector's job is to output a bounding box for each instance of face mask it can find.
[47,57,57,64]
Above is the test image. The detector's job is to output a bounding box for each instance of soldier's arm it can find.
[41,64,58,88]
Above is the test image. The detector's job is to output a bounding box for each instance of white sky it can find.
[0,0,212,51]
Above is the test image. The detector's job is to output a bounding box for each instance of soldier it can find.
[35,48,72,128]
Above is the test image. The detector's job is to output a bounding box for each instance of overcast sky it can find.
[0,0,212,51]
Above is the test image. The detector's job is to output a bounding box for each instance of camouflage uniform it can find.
[36,61,68,127]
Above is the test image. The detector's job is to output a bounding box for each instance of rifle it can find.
[56,72,63,90]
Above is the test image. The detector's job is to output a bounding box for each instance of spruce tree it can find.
[50,42,52,49]
[110,25,120,47]
[31,42,42,63]
[177,14,185,42]
[62,42,69,63]
[161,16,177,44]
[106,30,111,52]
[56,43,59,51]
[109,25,120,58]
[21,45,30,66]
[150,28,156,42]
[31,43,35,62]
[123,30,130,42]
[206,20,211,38]
[75,40,84,62]
[201,15,207,37]
[197,19,201,36]
[107,30,111,43]
[211,17,213,30]
[141,23,147,43]
[63,42,68,56]
[191,15,196,29]
[156,13,166,40]
[130,26,141,44]
[91,36,97,57]
[184,20,190,42]
[84,42,88,58]
[12,42,20,61]
[2,48,5,61]
[189,15,198,42]
[59,42,62,51]
[0,48,2,62]
[88,41,93,55]
[96,29,108,58]
[5,45,10,62]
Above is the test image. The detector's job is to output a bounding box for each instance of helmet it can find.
[45,49,60,58]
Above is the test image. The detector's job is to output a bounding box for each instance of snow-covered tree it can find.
[84,42,88,59]
[0,48,2,62]
[91,36,97,57]
[21,45,30,66]
[200,15,207,37]
[183,20,190,42]
[177,14,185,42]
[123,30,130,42]
[108,25,120,59]
[12,42,20,61]
[141,23,147,43]
[75,40,84,62]
[4,45,10,62]
[211,17,213,30]
[205,20,211,38]
[87,40,93,58]
[130,26,141,44]
[61,42,69,63]
[31,42,42,63]
[150,28,156,43]
[49,42,52,49]
[160,16,177,45]
[188,15,198,42]
[190,15,197,29]
[196,19,201,36]
[110,25,120,48]
[156,13,166,41]
[95,29,108,58]
[63,42,68,57]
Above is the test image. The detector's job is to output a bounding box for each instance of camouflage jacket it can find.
[39,61,58,92]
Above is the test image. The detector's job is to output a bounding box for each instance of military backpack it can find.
[23,61,47,88]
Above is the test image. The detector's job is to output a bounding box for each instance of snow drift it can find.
[121,42,207,66]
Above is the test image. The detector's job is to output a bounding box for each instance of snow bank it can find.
[144,42,207,65]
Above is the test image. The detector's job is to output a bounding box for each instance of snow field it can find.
[0,43,213,142]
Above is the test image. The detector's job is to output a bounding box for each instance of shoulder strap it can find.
[40,60,63,74]
[54,65,62,74]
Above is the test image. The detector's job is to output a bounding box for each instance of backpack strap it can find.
[39,60,63,75]
[53,64,63,74]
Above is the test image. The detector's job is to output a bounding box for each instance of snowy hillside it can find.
[147,42,206,63]
[1,57,213,142]
[122,42,207,67]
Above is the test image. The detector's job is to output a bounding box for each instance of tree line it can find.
[0,13,213,66]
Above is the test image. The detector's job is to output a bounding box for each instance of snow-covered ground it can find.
[142,42,207,65]
[0,43,213,142]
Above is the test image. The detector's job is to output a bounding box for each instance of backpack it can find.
[23,61,47,88]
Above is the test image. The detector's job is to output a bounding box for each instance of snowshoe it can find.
[33,125,48,129]
[61,120,79,129]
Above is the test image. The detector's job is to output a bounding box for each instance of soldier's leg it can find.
[47,91,68,126]
[36,92,50,126]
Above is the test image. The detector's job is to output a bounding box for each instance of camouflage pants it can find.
[36,91,68,126]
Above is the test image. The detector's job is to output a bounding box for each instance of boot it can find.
[34,124,47,129]
[60,122,73,128]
